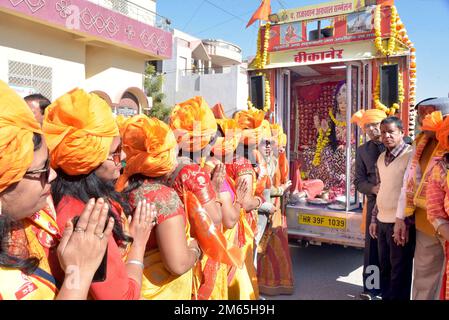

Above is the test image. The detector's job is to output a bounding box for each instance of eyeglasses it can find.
[106,145,122,166]
[24,158,51,187]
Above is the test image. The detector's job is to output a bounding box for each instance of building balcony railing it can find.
[202,40,242,65]
[88,0,172,31]
[202,40,242,54]
[179,67,233,77]
[0,0,172,59]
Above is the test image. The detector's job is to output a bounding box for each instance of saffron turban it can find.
[234,108,270,145]
[422,111,449,150]
[0,81,42,193]
[169,96,217,152]
[115,115,177,192]
[351,109,387,129]
[116,114,130,136]
[270,123,287,147]
[42,89,119,175]
[212,119,242,156]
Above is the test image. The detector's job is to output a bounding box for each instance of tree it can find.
[143,63,172,123]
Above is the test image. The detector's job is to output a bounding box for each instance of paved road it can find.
[265,243,365,300]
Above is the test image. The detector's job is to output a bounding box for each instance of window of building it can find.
[8,60,52,100]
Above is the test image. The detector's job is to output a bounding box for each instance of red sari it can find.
[52,196,140,300]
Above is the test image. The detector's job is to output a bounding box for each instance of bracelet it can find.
[126,259,145,269]
[255,196,262,209]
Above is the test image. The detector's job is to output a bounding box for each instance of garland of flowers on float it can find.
[374,5,397,57]
[249,23,271,112]
[373,5,416,115]
[264,75,271,112]
[312,109,346,166]
[312,127,331,167]
[394,10,417,107]
[253,23,271,69]
[373,66,404,116]
[329,108,346,127]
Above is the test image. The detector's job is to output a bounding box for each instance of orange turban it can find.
[270,123,287,147]
[116,114,130,136]
[0,81,42,193]
[115,115,177,192]
[212,119,242,156]
[43,89,119,175]
[422,111,449,150]
[169,96,217,152]
[351,109,387,129]
[234,108,270,145]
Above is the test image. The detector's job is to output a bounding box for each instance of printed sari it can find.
[0,197,60,300]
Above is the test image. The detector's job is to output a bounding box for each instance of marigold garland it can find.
[264,76,270,112]
[374,5,416,109]
[393,9,417,106]
[374,5,397,57]
[312,127,331,167]
[329,109,346,127]
[374,67,404,116]
[253,23,271,70]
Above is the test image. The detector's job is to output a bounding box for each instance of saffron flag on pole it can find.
[246,0,271,28]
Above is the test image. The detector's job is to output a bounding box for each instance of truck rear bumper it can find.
[286,204,365,248]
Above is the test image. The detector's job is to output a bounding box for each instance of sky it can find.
[157,0,449,103]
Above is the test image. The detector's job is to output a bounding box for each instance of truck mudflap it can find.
[286,204,365,248]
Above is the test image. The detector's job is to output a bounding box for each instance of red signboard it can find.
[267,5,393,53]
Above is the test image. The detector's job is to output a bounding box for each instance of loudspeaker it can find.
[380,64,399,109]
[249,75,265,110]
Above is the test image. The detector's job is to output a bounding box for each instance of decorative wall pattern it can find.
[3,0,172,58]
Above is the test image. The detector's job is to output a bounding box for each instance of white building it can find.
[162,29,248,117]
[0,0,172,115]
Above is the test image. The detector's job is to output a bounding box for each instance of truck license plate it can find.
[298,213,346,229]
